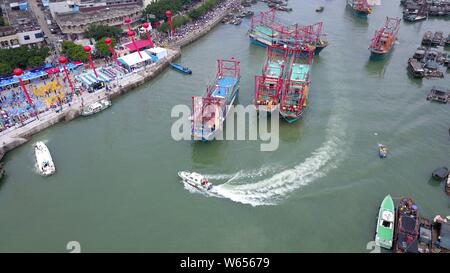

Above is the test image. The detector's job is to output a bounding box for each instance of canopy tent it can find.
[0,62,84,89]
[118,51,151,69]
[147,47,168,60]
[123,39,153,52]
[46,68,61,74]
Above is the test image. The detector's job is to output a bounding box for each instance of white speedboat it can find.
[81,99,111,116]
[178,171,214,192]
[34,141,55,176]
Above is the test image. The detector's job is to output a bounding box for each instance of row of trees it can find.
[157,0,220,33]
[188,0,219,20]
[61,37,117,63]
[144,0,194,21]
[0,46,49,76]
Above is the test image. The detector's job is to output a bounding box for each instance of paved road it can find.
[27,0,60,54]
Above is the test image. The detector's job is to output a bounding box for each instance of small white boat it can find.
[34,141,55,176]
[178,171,214,192]
[81,99,111,116]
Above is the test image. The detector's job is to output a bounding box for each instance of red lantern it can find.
[165,10,174,35]
[59,56,75,94]
[104,37,120,65]
[128,31,142,59]
[142,22,154,48]
[84,45,98,78]
[13,68,33,105]
[124,17,132,31]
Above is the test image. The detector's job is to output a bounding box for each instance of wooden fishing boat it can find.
[395,197,420,253]
[431,31,444,46]
[422,31,433,46]
[375,195,395,249]
[432,216,450,253]
[170,63,192,75]
[418,217,433,253]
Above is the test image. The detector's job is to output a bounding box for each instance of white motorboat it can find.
[178,171,214,192]
[81,99,111,116]
[34,141,55,176]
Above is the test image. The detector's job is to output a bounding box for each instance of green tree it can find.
[0,45,49,71]
[27,56,45,68]
[144,0,192,21]
[84,25,121,41]
[0,63,11,76]
[61,41,88,62]
[95,37,116,57]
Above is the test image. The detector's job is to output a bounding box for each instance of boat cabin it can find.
[408,58,425,78]
[413,49,426,60]
[427,87,450,103]
[380,210,395,229]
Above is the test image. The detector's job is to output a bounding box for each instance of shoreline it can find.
[0,1,241,159]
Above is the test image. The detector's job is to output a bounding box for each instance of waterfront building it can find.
[0,1,45,49]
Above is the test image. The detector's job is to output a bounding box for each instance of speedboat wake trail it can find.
[189,107,347,206]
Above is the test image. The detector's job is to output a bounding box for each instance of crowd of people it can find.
[161,0,244,45]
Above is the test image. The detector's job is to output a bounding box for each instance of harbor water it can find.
[0,0,449,252]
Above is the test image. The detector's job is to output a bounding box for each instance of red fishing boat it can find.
[254,46,288,113]
[279,48,314,123]
[370,17,401,56]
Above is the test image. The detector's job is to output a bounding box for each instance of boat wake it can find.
[191,103,348,206]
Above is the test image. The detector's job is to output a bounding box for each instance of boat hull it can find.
[192,87,239,142]
[280,110,305,123]
[34,142,56,176]
[375,195,395,249]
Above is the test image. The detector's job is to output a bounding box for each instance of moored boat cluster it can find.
[407,31,449,79]
[401,0,450,22]
[375,195,450,253]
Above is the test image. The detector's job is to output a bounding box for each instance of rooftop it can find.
[0,1,41,34]
[54,4,141,26]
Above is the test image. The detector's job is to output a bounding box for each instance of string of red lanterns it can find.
[127,30,142,59]
[124,17,132,31]
[104,37,120,65]
[142,22,154,48]
[166,10,174,36]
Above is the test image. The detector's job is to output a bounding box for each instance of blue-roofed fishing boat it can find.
[254,46,288,113]
[170,63,192,75]
[280,49,314,123]
[192,58,240,141]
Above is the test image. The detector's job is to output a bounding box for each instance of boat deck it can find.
[290,64,310,81]
[254,25,278,38]
[266,61,282,78]
[211,76,239,98]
